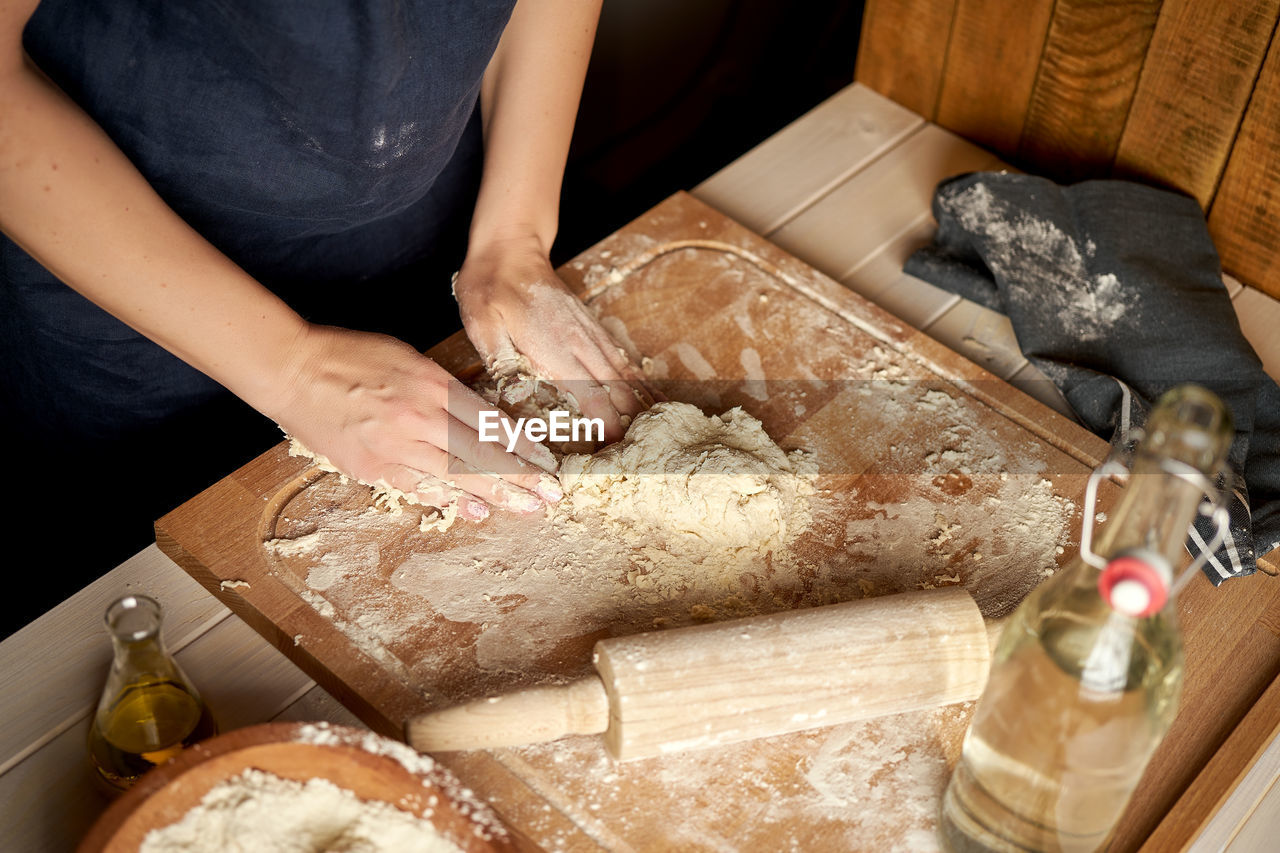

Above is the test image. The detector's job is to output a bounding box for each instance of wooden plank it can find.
[841,215,939,302]
[1224,272,1246,299]
[1114,0,1280,208]
[934,0,1057,158]
[873,274,962,332]
[1113,571,1280,850]
[0,546,229,777]
[272,683,367,728]
[692,83,922,236]
[769,123,1004,283]
[0,610,315,853]
[854,0,959,119]
[1233,286,1280,383]
[766,123,1002,335]
[1144,668,1280,851]
[1018,0,1163,182]
[1224,762,1280,851]
[1210,27,1280,301]
[922,298,1028,380]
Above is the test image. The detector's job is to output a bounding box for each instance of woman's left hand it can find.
[453,235,653,442]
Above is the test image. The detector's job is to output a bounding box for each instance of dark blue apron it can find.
[2,0,516,444]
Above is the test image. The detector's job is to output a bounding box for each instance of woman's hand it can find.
[454,235,651,442]
[269,324,562,516]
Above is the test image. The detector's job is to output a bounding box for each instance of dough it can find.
[557,402,816,553]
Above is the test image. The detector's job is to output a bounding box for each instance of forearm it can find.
[0,54,306,416]
[471,0,601,255]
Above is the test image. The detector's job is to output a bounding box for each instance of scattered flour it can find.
[285,437,467,533]
[739,348,769,402]
[253,238,1090,849]
[671,342,718,381]
[939,182,1126,341]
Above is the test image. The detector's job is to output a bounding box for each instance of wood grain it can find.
[934,0,1056,157]
[594,589,989,760]
[1209,26,1280,300]
[1143,669,1280,851]
[1018,0,1163,182]
[855,0,959,119]
[922,298,1028,380]
[1115,0,1280,207]
[770,123,1003,283]
[1112,571,1280,850]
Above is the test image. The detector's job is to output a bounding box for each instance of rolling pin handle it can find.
[404,676,609,753]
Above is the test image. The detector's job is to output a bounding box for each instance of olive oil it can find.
[88,596,216,792]
[88,676,216,790]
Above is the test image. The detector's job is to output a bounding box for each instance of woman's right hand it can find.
[267,324,562,518]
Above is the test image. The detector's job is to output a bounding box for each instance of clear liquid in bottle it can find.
[940,583,1182,852]
[939,384,1232,853]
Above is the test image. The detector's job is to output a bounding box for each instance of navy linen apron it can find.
[0,0,516,626]
[3,0,516,444]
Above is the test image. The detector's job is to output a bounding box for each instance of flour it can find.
[252,235,1091,850]
[739,348,769,402]
[285,437,466,533]
[939,182,1126,340]
[138,769,461,853]
[503,700,973,852]
[387,402,818,673]
[671,342,718,381]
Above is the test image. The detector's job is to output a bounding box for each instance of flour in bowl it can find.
[138,769,461,853]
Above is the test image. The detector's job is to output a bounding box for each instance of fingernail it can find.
[416,486,448,506]
[462,498,489,520]
[531,445,558,473]
[492,481,542,513]
[534,475,563,503]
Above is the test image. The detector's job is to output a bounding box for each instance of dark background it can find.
[559,0,864,262]
[4,0,864,638]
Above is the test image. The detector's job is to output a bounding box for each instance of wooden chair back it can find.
[855,0,1280,301]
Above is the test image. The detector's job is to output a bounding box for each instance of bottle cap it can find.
[1098,554,1169,617]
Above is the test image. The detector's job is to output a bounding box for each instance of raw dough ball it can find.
[557,402,815,552]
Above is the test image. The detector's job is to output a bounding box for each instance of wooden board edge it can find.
[1142,667,1280,851]
[616,192,1112,470]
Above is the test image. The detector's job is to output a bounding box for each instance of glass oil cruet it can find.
[87,595,216,791]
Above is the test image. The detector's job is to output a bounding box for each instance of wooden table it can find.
[4,82,1280,853]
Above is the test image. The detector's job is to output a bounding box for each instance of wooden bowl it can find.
[77,722,530,852]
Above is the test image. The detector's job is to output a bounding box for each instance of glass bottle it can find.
[938,385,1234,853]
[87,595,216,792]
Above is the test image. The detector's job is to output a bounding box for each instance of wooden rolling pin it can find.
[405,587,990,761]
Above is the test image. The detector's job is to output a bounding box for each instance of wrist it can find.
[232,312,316,423]
[466,219,554,264]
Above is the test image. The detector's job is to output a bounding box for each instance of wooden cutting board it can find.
[157,191,1122,850]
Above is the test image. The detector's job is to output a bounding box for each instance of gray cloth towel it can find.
[905,172,1280,583]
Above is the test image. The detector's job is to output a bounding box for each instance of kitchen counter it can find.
[4,82,1279,852]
